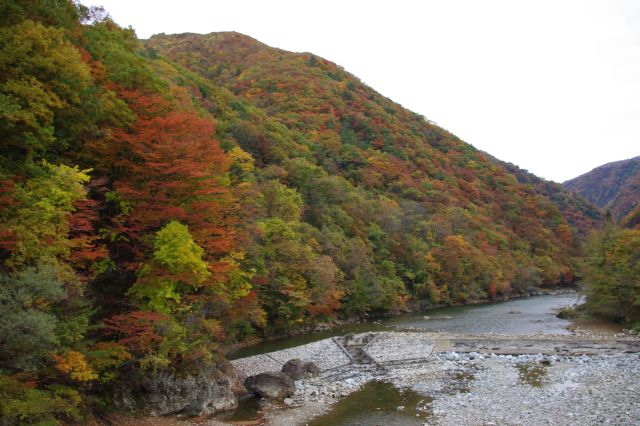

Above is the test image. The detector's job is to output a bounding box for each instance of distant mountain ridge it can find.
[563,156,640,221]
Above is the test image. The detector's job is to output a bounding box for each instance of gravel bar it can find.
[365,331,435,364]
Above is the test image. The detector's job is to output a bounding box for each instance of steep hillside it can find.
[147,31,605,237]
[564,156,640,221]
[147,32,602,302]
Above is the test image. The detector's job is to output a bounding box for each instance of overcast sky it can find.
[82,0,640,182]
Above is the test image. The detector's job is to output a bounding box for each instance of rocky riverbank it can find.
[224,289,582,359]
[235,331,640,425]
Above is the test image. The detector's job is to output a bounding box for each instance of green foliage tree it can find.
[0,375,81,426]
[583,226,640,329]
[128,220,211,314]
[82,20,165,92]
[1,161,89,269]
[0,265,64,371]
[0,21,91,169]
[0,0,83,28]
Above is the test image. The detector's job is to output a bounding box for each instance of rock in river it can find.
[281,358,320,380]
[245,371,295,399]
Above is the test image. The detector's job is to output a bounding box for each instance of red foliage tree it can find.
[107,91,237,275]
[68,197,107,271]
[0,179,17,253]
[102,310,168,355]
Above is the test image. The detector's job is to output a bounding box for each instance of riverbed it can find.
[219,292,640,426]
[252,332,640,426]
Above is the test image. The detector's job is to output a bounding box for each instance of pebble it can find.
[425,351,640,426]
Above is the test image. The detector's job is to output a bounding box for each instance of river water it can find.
[229,292,583,359]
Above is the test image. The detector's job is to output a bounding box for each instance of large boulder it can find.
[244,371,295,399]
[281,358,320,380]
[114,364,237,416]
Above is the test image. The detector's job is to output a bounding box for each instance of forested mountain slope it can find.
[564,156,640,222]
[0,4,604,423]
[148,31,602,301]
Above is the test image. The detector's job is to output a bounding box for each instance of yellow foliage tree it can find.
[53,351,98,382]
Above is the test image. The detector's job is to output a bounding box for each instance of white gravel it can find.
[268,338,351,371]
[365,331,435,364]
[231,354,282,378]
[423,352,640,426]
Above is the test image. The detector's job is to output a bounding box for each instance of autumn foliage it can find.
[105,92,235,265]
[102,311,169,355]
[0,2,609,424]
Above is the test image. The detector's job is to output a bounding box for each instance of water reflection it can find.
[308,381,432,426]
[214,393,261,423]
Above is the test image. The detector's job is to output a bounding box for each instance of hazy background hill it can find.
[564,156,640,223]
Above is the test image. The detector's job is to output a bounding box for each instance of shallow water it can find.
[516,363,548,387]
[307,381,433,426]
[229,293,583,359]
[213,393,261,422]
[384,292,583,335]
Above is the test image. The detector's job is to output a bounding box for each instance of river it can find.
[229,292,583,360]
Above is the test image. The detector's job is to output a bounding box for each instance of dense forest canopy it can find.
[580,224,640,329]
[0,1,616,424]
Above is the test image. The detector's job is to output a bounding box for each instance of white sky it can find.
[82,0,640,182]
